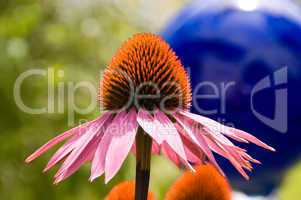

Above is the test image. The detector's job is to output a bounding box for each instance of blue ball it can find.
[162,0,301,195]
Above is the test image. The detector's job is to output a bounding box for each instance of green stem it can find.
[135,127,152,200]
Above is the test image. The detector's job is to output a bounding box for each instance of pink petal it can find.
[54,113,112,183]
[243,153,261,165]
[220,131,250,143]
[89,133,111,181]
[178,131,204,164]
[44,119,99,172]
[222,145,250,179]
[104,109,138,183]
[229,128,275,151]
[154,110,193,170]
[90,111,127,181]
[178,110,223,128]
[54,135,102,183]
[44,134,80,172]
[178,110,249,143]
[25,119,96,163]
[205,136,249,179]
[174,116,224,176]
[161,142,181,167]
[204,128,253,176]
[137,108,162,144]
[225,146,252,171]
[151,141,161,155]
[177,111,259,179]
[184,146,202,164]
[179,110,274,151]
[205,127,252,165]
[131,143,136,154]
[204,136,229,158]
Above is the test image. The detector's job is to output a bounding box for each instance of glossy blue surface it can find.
[162,0,301,195]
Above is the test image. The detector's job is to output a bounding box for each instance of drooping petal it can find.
[90,111,127,181]
[137,108,162,144]
[228,128,275,151]
[44,133,81,172]
[179,110,274,151]
[204,127,261,172]
[174,116,224,176]
[202,126,236,147]
[161,142,181,167]
[204,136,229,159]
[154,110,193,170]
[25,118,96,163]
[242,153,261,164]
[222,145,250,179]
[54,113,113,183]
[224,146,252,171]
[178,130,204,165]
[178,110,249,143]
[44,118,101,172]
[203,127,254,178]
[105,109,138,183]
[204,135,250,179]
[176,110,272,179]
[54,135,102,183]
[151,141,161,155]
[89,133,111,181]
[184,146,202,165]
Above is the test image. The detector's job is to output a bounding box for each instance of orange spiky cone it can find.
[106,181,155,200]
[165,164,232,200]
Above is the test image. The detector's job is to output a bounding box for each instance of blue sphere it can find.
[162,0,301,196]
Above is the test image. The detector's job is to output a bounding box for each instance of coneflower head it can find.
[25,33,274,189]
[106,181,155,200]
[165,164,231,200]
[100,33,191,111]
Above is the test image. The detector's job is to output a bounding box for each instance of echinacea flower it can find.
[106,181,155,200]
[26,33,274,198]
[165,164,231,200]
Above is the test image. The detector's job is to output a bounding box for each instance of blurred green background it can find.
[0,0,300,199]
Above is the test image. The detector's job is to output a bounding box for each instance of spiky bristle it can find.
[165,164,231,200]
[100,33,191,111]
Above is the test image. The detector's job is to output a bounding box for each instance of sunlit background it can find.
[0,0,300,199]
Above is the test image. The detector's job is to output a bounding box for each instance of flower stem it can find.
[135,127,152,200]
